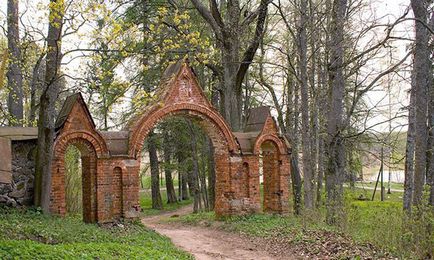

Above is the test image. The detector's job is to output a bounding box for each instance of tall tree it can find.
[325,0,347,225]
[409,0,432,208]
[297,0,315,209]
[7,0,23,125]
[190,0,270,130]
[34,0,65,212]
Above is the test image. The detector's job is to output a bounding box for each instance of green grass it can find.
[176,187,433,258]
[140,190,192,216]
[0,207,192,259]
[347,186,403,202]
[356,181,404,191]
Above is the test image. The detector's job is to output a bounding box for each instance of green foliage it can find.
[0,208,191,259]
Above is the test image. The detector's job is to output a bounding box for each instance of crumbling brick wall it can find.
[0,140,37,207]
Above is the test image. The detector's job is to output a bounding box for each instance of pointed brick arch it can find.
[128,61,238,158]
[129,103,238,158]
[128,61,241,217]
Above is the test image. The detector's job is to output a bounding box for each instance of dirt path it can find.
[141,206,286,260]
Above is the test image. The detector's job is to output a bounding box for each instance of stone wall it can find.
[0,140,37,207]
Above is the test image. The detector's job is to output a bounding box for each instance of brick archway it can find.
[51,131,107,223]
[127,61,243,217]
[129,104,238,216]
[50,61,291,223]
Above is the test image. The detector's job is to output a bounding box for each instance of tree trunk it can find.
[286,65,303,215]
[298,0,314,209]
[148,131,163,209]
[163,131,177,204]
[177,148,189,200]
[325,0,347,225]
[290,148,303,215]
[187,120,201,213]
[28,55,44,126]
[428,84,433,206]
[34,0,65,212]
[221,47,242,131]
[7,0,23,125]
[429,88,434,205]
[200,137,210,210]
[207,138,216,210]
[426,11,434,207]
[410,0,430,207]
[316,54,327,207]
[190,0,269,131]
[403,79,416,213]
[316,137,325,206]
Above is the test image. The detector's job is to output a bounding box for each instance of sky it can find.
[0,0,416,132]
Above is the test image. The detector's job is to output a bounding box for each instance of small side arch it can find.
[53,130,109,159]
[253,134,287,155]
[50,130,108,223]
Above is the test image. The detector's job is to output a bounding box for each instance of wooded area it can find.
[0,0,433,258]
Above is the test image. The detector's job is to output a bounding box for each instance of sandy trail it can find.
[141,206,282,260]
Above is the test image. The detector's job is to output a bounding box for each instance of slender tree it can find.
[148,132,163,209]
[404,75,416,212]
[325,0,347,225]
[7,0,23,125]
[163,129,178,204]
[409,0,431,208]
[34,0,65,212]
[297,0,315,209]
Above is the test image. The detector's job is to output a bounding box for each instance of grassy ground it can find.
[140,190,192,216]
[176,187,433,259]
[0,207,191,260]
[354,181,404,191]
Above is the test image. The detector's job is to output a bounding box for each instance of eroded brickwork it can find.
[50,61,291,223]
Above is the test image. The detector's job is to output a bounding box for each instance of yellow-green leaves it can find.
[48,0,65,28]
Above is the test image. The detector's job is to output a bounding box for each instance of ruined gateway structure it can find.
[1,61,291,223]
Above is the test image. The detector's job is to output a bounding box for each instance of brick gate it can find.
[50,60,291,223]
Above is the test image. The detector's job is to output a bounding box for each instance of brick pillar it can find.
[214,153,231,217]
[96,159,117,223]
[122,159,140,219]
[248,156,261,212]
[262,146,282,213]
[82,155,97,223]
